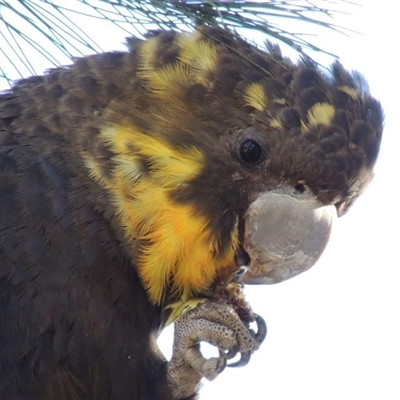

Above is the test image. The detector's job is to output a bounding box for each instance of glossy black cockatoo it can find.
[0,26,383,399]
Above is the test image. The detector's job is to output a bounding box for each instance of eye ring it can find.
[238,139,264,166]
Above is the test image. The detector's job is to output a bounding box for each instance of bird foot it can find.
[167,300,267,399]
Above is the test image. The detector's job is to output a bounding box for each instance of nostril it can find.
[294,183,306,194]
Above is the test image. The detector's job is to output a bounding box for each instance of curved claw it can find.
[167,302,259,399]
[226,314,267,368]
[225,345,239,360]
[254,314,268,344]
[217,349,228,374]
[227,350,251,368]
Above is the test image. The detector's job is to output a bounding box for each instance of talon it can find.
[167,300,262,398]
[254,314,267,344]
[227,350,251,368]
[216,350,227,374]
[225,345,239,360]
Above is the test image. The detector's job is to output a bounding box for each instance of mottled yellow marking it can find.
[175,29,202,49]
[306,102,335,128]
[273,97,286,105]
[137,30,216,97]
[84,154,110,186]
[85,125,238,306]
[243,83,267,111]
[137,36,160,79]
[166,298,206,325]
[270,117,282,128]
[146,63,193,99]
[178,38,217,83]
[349,142,357,150]
[338,85,359,100]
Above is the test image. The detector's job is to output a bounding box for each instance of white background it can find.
[160,2,400,399]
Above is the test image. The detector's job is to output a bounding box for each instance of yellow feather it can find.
[178,39,217,83]
[338,85,359,100]
[85,124,237,305]
[174,30,202,50]
[270,117,282,129]
[243,83,267,111]
[146,63,193,99]
[165,297,206,326]
[273,97,286,105]
[137,36,160,80]
[138,31,217,101]
[305,102,335,128]
[83,154,110,186]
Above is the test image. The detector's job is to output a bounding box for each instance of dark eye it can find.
[239,139,263,165]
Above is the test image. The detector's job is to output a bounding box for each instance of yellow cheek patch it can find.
[243,82,267,111]
[84,125,237,305]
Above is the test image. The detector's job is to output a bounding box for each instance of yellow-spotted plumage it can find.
[302,102,336,130]
[80,27,382,311]
[243,83,267,111]
[138,30,217,99]
[0,25,383,399]
[85,124,238,305]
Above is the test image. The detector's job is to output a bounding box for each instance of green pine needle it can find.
[0,0,359,87]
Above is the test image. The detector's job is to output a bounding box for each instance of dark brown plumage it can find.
[0,26,383,399]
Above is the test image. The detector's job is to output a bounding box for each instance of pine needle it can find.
[0,0,359,87]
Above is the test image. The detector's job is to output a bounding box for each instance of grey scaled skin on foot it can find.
[167,300,267,399]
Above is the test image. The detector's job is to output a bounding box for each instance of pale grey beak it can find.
[242,187,336,284]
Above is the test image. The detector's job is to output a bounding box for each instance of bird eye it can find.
[239,139,263,165]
